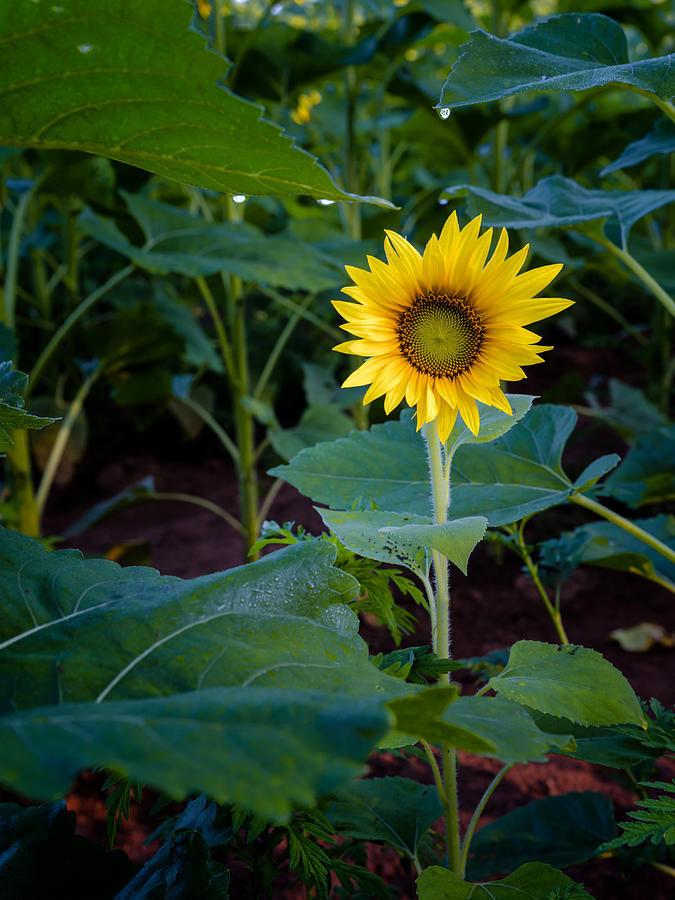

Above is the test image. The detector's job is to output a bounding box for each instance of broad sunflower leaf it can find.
[78,195,346,291]
[417,862,595,899]
[441,696,575,764]
[487,641,647,728]
[584,379,668,441]
[445,176,675,248]
[601,120,675,175]
[0,529,407,819]
[0,0,389,204]
[387,686,495,754]
[538,515,675,591]
[444,394,535,456]
[325,777,442,860]
[466,792,615,879]
[269,406,354,462]
[438,13,675,110]
[598,426,675,507]
[319,509,431,573]
[0,362,56,453]
[380,517,488,576]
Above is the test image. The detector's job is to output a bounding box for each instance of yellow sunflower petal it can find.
[341,356,389,388]
[456,391,480,435]
[436,401,459,443]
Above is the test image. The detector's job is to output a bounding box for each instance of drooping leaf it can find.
[0,362,56,453]
[0,529,409,818]
[0,0,389,203]
[319,509,431,574]
[584,379,668,441]
[380,517,488,576]
[466,792,615,879]
[417,861,595,899]
[439,14,675,110]
[325,777,442,860]
[444,176,675,248]
[599,426,675,507]
[539,515,675,591]
[387,686,496,754]
[601,120,675,175]
[62,477,156,537]
[78,196,347,291]
[487,641,647,728]
[441,696,575,764]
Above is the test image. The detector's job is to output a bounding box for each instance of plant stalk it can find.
[460,763,513,876]
[569,492,675,566]
[594,236,675,320]
[516,519,570,644]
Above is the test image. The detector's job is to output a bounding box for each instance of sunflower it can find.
[333,212,573,440]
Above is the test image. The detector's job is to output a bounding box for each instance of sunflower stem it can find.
[423,420,461,876]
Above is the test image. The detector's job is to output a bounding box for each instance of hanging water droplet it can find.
[438,107,451,120]
[232,194,247,204]
[77,44,93,54]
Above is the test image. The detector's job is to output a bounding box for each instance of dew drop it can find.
[317,198,334,206]
[232,194,246,204]
[77,44,93,54]
[438,107,451,120]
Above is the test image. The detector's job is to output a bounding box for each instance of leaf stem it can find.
[569,492,675,567]
[175,392,240,466]
[593,235,675,320]
[27,264,134,398]
[459,763,513,876]
[195,275,238,388]
[150,491,243,535]
[516,518,570,644]
[254,292,316,400]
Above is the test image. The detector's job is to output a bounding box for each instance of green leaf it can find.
[599,779,675,851]
[585,379,668,441]
[541,515,675,590]
[439,14,675,110]
[78,195,347,291]
[599,426,675,507]
[387,687,496,754]
[381,517,488,575]
[442,696,575,764]
[445,176,675,248]
[487,641,647,728]
[417,861,595,899]
[443,394,535,457]
[62,477,156,537]
[572,455,621,493]
[319,509,431,574]
[325,776,442,860]
[0,530,410,818]
[0,362,56,453]
[0,0,389,203]
[269,406,355,462]
[601,120,675,176]
[270,397,543,522]
[466,792,615,879]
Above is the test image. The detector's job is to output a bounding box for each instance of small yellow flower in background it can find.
[333,213,573,440]
[291,90,322,125]
[197,0,211,18]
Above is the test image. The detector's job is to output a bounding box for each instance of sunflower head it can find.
[333,212,573,440]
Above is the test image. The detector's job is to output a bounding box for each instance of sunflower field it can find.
[1,1,674,897]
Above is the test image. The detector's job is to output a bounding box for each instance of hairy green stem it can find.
[569,492,675,567]
[27,264,133,398]
[594,235,675,320]
[460,763,513,876]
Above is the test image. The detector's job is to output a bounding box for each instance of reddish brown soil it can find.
[40,428,675,899]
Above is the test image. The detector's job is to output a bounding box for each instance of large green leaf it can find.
[487,641,647,728]
[0,529,407,818]
[439,13,675,110]
[599,425,675,507]
[325,777,442,860]
[442,696,574,764]
[601,120,675,176]
[269,406,355,462]
[0,0,389,203]
[270,398,563,524]
[78,194,347,291]
[387,686,496,754]
[417,861,595,899]
[466,792,615,879]
[445,176,675,248]
[0,363,56,453]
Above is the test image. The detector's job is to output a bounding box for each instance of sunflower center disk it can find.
[397,294,484,378]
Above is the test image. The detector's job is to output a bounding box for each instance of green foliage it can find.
[101,772,143,847]
[600,427,675,507]
[439,13,675,110]
[487,641,647,728]
[373,645,463,684]
[466,792,616,878]
[0,0,388,203]
[599,780,675,850]
[417,862,595,899]
[0,527,410,818]
[0,363,56,453]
